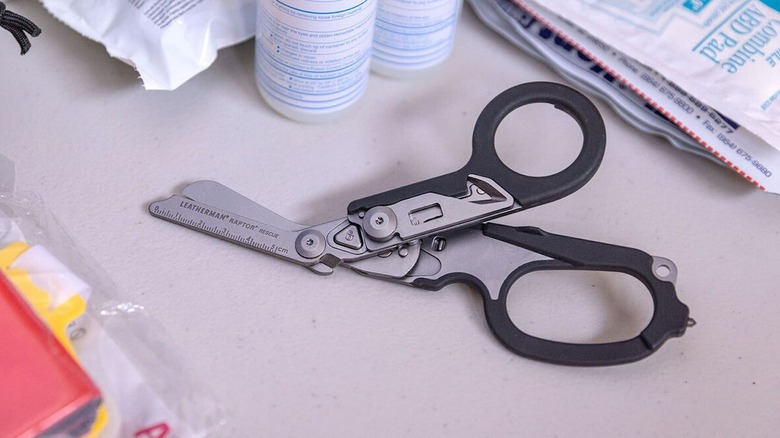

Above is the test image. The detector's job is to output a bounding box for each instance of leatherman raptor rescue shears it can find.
[149,82,692,366]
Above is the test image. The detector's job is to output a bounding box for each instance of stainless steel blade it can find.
[395,227,552,300]
[181,180,304,231]
[149,194,309,265]
[150,193,379,276]
[344,241,422,279]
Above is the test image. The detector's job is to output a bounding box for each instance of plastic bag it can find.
[0,155,225,437]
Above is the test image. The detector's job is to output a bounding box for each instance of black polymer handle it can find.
[348,82,606,214]
[412,224,691,366]
[484,224,690,366]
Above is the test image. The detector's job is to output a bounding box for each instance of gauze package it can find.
[522,0,780,150]
[470,0,780,193]
[41,0,254,90]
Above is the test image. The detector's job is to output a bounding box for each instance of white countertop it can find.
[3,2,779,436]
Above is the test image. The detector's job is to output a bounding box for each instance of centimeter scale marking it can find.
[150,197,292,257]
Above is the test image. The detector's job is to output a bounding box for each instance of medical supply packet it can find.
[470,0,780,193]
[469,0,725,166]
[521,0,780,150]
[0,155,225,436]
[521,0,780,192]
[40,0,254,90]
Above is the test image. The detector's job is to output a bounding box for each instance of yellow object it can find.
[0,242,108,437]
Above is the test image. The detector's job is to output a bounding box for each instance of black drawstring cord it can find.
[0,2,41,55]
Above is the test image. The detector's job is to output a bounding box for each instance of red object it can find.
[135,423,171,438]
[0,272,101,437]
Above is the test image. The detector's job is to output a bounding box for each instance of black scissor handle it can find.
[468,82,606,208]
[481,224,690,366]
[410,224,690,366]
[348,82,606,214]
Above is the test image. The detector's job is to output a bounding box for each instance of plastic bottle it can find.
[372,0,462,78]
[255,0,378,122]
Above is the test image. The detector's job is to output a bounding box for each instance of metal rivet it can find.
[362,206,398,242]
[295,230,325,259]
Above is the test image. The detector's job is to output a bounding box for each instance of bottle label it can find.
[256,0,377,117]
[373,0,461,70]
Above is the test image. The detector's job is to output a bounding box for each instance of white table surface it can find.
[3,2,780,437]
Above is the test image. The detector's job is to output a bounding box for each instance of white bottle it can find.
[255,0,378,122]
[372,0,462,78]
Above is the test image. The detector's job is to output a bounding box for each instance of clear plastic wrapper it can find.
[0,155,225,437]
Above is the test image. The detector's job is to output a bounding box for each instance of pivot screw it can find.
[295,230,326,259]
[362,206,398,242]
